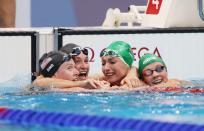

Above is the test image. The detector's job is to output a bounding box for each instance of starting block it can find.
[142,0,204,28]
[102,0,204,28]
[102,5,145,27]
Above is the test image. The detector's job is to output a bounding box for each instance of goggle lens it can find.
[63,54,72,61]
[100,50,118,57]
[142,65,165,77]
[72,47,88,56]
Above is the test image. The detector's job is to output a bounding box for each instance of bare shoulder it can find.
[169,79,194,87]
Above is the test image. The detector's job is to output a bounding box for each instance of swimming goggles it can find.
[71,47,88,56]
[63,54,72,62]
[142,65,166,77]
[100,50,119,57]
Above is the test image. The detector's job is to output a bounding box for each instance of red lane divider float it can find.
[0,107,6,113]
[143,87,204,94]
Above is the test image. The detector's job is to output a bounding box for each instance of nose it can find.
[103,63,111,72]
[74,68,79,76]
[152,70,159,77]
[80,61,88,69]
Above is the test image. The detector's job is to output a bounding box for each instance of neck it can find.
[110,77,125,87]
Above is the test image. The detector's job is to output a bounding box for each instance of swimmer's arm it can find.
[33,76,73,88]
[33,76,100,89]
[121,66,145,88]
[174,79,195,87]
[154,79,193,88]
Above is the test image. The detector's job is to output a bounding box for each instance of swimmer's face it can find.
[101,56,129,85]
[73,52,90,80]
[54,59,79,81]
[142,62,168,86]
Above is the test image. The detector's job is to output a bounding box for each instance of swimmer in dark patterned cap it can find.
[39,51,79,81]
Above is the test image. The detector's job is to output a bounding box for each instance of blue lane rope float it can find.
[0,107,204,131]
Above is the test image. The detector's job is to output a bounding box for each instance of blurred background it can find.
[16,0,147,27]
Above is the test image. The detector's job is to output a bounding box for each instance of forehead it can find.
[143,62,164,70]
[62,59,75,66]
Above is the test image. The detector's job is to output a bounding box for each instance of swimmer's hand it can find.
[120,66,145,88]
[96,80,110,89]
[121,78,146,88]
[80,79,110,89]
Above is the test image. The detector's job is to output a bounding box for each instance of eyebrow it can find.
[144,65,164,70]
[109,57,118,60]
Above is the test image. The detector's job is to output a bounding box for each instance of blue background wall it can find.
[31,0,147,27]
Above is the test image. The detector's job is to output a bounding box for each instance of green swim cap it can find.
[101,41,134,67]
[138,53,166,78]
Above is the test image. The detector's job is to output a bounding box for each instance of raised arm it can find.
[33,76,101,89]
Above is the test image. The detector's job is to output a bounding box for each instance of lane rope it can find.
[0,107,204,131]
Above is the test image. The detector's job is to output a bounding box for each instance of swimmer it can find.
[136,53,194,92]
[60,43,89,80]
[138,53,169,86]
[100,41,144,89]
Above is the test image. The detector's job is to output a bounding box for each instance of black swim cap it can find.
[39,51,71,77]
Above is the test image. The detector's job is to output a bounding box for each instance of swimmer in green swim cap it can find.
[138,53,168,86]
[100,41,134,67]
[134,53,197,92]
[100,41,137,86]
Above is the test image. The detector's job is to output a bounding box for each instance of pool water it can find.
[0,79,204,130]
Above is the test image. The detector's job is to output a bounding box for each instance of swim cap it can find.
[60,43,88,56]
[138,53,166,78]
[39,51,72,77]
[60,43,80,54]
[101,41,134,67]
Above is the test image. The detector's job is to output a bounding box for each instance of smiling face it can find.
[73,52,90,80]
[142,62,168,86]
[54,59,79,81]
[101,56,129,86]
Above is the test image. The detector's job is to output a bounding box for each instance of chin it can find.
[152,81,164,86]
[109,79,121,85]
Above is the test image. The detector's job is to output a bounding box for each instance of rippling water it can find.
[0,79,204,130]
